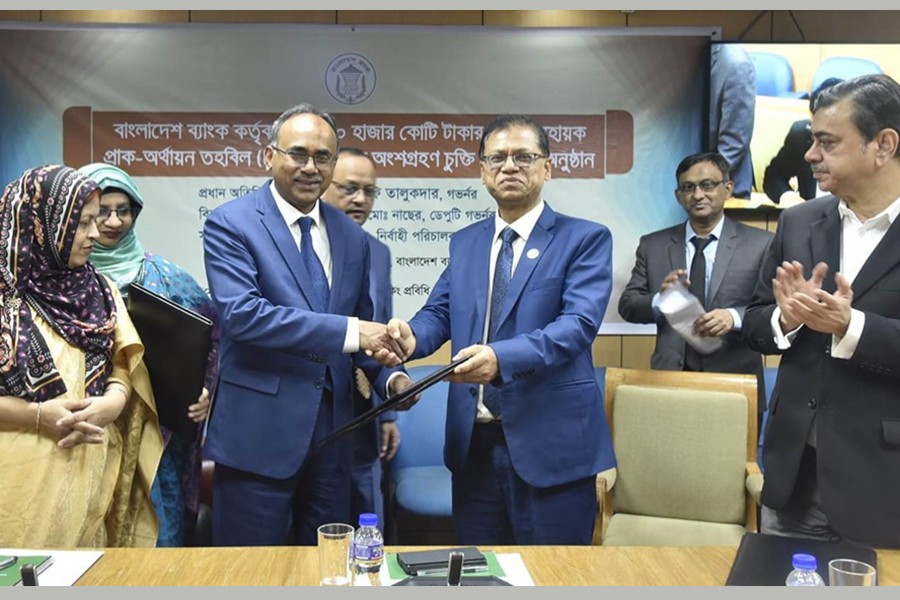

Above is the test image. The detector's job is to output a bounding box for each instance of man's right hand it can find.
[360,320,406,366]
[660,269,688,294]
[387,318,417,358]
[773,260,828,332]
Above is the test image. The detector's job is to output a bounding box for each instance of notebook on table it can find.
[396,546,489,576]
[725,532,878,586]
[0,555,53,586]
[126,282,213,439]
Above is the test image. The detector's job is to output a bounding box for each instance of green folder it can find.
[386,550,505,580]
[0,555,53,586]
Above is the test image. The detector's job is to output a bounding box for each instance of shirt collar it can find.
[838,195,900,227]
[494,200,545,243]
[270,180,324,229]
[685,215,725,242]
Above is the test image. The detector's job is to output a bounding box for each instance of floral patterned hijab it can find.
[0,165,117,402]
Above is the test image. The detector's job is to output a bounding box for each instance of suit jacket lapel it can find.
[810,199,841,295]
[321,203,345,312]
[850,213,900,300]
[667,225,687,272]
[258,191,319,310]
[496,205,556,328]
[708,217,738,305]
[472,220,493,341]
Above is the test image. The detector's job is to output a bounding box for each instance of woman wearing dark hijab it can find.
[0,165,163,547]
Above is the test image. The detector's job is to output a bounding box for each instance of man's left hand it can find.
[693,309,734,338]
[790,271,853,337]
[380,421,400,461]
[446,345,499,385]
[388,374,419,410]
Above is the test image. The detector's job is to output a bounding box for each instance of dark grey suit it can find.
[744,196,900,548]
[619,217,773,410]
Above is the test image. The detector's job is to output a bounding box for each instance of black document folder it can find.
[397,547,488,576]
[320,356,470,445]
[127,282,213,439]
[725,532,877,586]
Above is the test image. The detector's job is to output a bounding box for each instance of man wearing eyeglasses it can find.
[202,105,411,547]
[619,152,772,418]
[383,114,615,545]
[322,147,399,528]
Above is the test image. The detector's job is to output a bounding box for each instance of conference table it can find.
[74,545,900,586]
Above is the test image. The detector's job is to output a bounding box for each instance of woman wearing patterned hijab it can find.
[79,162,219,547]
[0,165,163,547]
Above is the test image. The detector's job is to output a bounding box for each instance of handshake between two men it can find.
[358,318,500,406]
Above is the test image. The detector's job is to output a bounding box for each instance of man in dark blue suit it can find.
[323,147,399,527]
[386,115,615,545]
[203,105,409,546]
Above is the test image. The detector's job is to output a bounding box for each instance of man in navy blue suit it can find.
[385,115,616,545]
[203,105,410,546]
[323,147,399,527]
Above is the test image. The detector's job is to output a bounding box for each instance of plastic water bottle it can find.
[352,513,384,586]
[785,553,826,586]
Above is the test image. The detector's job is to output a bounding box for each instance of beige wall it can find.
[0,9,877,368]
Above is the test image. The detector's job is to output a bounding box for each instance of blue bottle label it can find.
[354,542,384,560]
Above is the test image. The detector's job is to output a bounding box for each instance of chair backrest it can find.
[388,365,449,472]
[749,51,795,97]
[812,57,883,92]
[604,368,758,525]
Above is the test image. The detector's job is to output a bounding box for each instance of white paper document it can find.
[658,281,724,355]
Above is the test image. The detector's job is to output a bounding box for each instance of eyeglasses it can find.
[677,179,725,194]
[270,145,335,168]
[481,152,547,170]
[332,181,381,200]
[97,206,133,220]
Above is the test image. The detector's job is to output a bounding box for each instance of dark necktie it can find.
[298,216,330,312]
[689,235,714,309]
[685,235,714,372]
[483,227,518,417]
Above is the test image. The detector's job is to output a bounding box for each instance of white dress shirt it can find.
[476,200,545,421]
[270,182,358,352]
[771,194,900,359]
[650,216,741,330]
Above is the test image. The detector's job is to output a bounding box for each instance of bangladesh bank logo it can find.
[325,53,376,105]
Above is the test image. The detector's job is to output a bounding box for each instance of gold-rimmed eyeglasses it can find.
[481,152,547,170]
[270,145,336,168]
[677,179,725,194]
[332,181,381,200]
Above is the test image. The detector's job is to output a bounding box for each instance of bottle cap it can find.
[792,553,817,570]
[359,513,378,527]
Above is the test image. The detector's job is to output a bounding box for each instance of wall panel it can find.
[484,10,624,28]
[42,10,189,23]
[189,11,336,24]
[336,11,481,26]
[0,11,39,21]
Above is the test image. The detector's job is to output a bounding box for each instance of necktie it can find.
[298,216,330,312]
[689,236,713,309]
[685,235,714,372]
[483,227,518,417]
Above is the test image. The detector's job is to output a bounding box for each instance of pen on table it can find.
[0,556,17,570]
[416,564,489,576]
